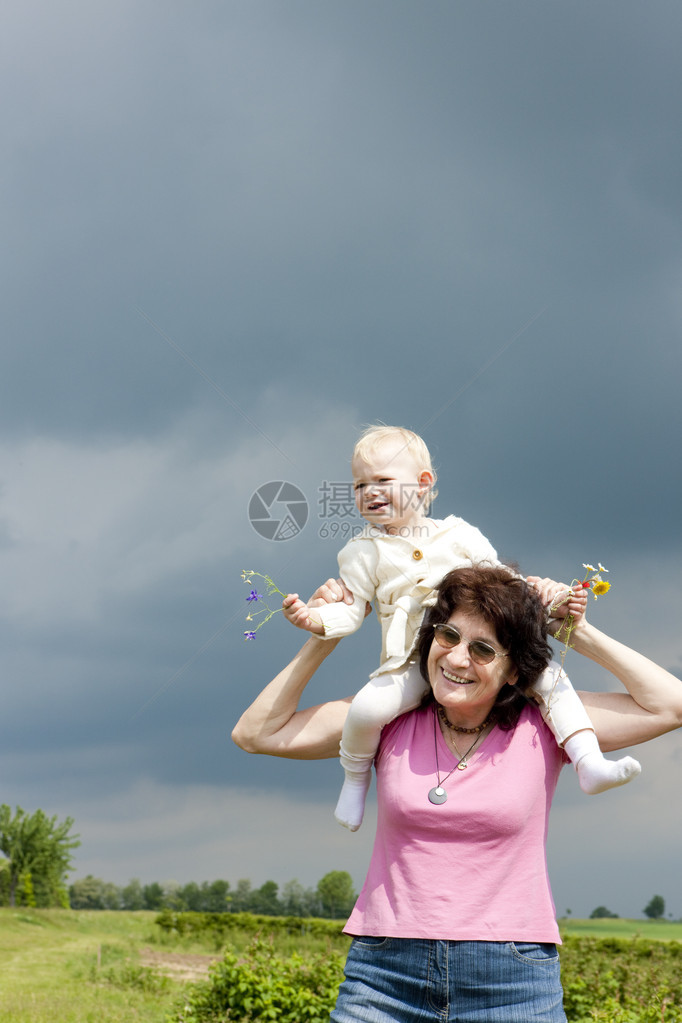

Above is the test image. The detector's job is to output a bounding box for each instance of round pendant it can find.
[457,760,468,771]
[428,786,448,805]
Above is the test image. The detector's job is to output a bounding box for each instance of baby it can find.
[284,425,641,830]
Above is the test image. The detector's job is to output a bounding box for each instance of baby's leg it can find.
[335,663,427,832]
[534,662,641,795]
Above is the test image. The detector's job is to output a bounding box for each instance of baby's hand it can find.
[282,593,325,635]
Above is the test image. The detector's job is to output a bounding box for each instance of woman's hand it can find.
[308,576,364,608]
[527,576,588,621]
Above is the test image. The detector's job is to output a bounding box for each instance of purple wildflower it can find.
[246,589,262,603]
[244,631,256,640]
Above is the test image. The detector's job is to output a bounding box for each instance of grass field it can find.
[1,909,681,1022]
[559,916,682,941]
[0,909,194,1022]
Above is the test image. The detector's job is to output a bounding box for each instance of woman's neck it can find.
[437,704,493,734]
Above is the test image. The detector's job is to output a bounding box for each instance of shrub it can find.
[560,936,682,1022]
[170,937,344,1022]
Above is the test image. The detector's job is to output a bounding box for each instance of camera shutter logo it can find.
[248,482,308,541]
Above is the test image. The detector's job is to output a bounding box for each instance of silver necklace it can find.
[428,706,485,805]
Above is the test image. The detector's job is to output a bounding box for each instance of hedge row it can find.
[156,910,345,941]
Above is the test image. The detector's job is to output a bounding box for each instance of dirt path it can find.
[139,946,220,982]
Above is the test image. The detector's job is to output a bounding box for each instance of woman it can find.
[232,566,682,1022]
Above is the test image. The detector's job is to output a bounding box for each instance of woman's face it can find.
[427,609,518,728]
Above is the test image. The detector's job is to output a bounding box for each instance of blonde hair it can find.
[352,424,438,510]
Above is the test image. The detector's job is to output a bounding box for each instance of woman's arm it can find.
[231,635,351,760]
[570,619,682,751]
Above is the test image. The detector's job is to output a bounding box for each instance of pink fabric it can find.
[344,704,568,943]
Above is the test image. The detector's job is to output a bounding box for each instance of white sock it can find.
[564,730,641,795]
[334,771,372,832]
[335,745,374,831]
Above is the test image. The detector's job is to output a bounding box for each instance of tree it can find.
[69,875,120,910]
[590,905,619,919]
[121,878,145,910]
[179,881,204,911]
[250,880,281,916]
[230,878,253,913]
[0,805,80,907]
[0,859,9,905]
[281,879,318,918]
[142,881,165,910]
[204,879,231,913]
[644,895,665,919]
[316,871,356,919]
[162,880,185,910]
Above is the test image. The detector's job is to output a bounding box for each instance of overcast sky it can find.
[1,0,681,920]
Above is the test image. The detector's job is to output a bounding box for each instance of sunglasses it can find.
[431,623,509,665]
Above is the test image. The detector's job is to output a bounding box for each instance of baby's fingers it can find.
[566,590,589,618]
[282,593,306,620]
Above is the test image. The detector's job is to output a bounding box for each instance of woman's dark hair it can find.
[417,564,552,730]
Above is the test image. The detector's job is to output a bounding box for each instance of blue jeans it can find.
[330,937,566,1022]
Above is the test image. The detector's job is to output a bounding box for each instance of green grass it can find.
[559,916,682,941]
[0,909,187,1022]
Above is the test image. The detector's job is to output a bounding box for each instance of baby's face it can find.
[352,439,431,534]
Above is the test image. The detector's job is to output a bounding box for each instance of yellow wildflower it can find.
[554,562,613,673]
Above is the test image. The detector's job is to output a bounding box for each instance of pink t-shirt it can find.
[344,703,568,943]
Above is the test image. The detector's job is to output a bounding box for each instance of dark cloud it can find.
[0,0,680,916]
